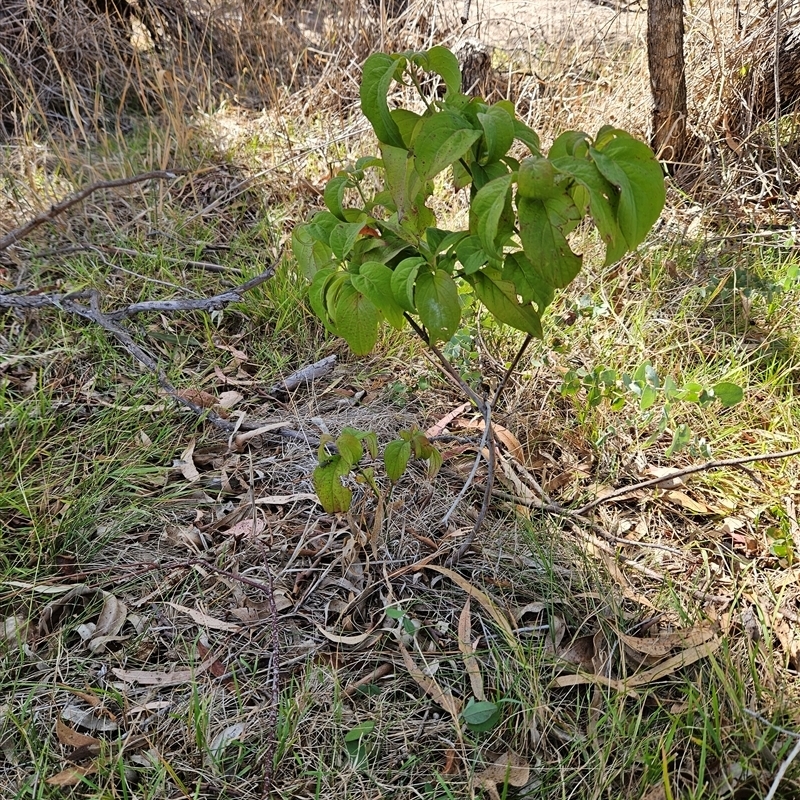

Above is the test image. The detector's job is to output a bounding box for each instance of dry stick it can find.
[266,355,337,395]
[1,260,288,436]
[574,448,800,517]
[0,170,184,251]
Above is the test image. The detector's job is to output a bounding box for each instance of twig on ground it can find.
[574,448,800,516]
[267,355,337,395]
[0,170,185,251]
[0,256,316,442]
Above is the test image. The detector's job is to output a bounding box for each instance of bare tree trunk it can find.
[647,0,687,163]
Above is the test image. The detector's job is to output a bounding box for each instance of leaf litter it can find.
[2,370,799,798]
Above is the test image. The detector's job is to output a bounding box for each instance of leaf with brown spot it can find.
[175,438,201,483]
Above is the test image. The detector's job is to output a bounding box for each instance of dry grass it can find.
[3,1,800,799]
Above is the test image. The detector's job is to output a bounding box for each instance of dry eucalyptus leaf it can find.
[397,641,461,721]
[60,705,118,734]
[458,599,485,701]
[206,722,247,766]
[56,718,101,749]
[175,438,201,483]
[473,752,530,800]
[167,602,242,633]
[45,764,97,786]
[216,390,243,409]
[112,656,214,687]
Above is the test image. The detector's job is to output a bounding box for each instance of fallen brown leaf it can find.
[46,764,97,786]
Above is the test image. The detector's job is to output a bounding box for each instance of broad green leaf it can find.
[469,268,543,337]
[517,156,559,200]
[549,130,590,160]
[640,383,658,410]
[390,108,423,148]
[324,175,350,220]
[712,382,744,407]
[452,159,472,190]
[455,235,488,274]
[462,700,502,732]
[336,429,363,468]
[413,45,462,97]
[590,132,665,249]
[381,143,424,228]
[308,268,342,333]
[434,230,470,255]
[416,269,461,342]
[552,155,626,264]
[477,105,515,163]
[334,283,380,355]
[304,210,340,245]
[384,439,412,481]
[471,160,511,191]
[292,224,330,280]
[351,261,406,329]
[424,445,443,479]
[471,174,513,257]
[330,221,367,260]
[414,112,482,181]
[513,119,541,154]
[360,52,404,147]
[517,196,582,289]
[313,455,353,513]
[390,256,424,312]
[502,251,554,311]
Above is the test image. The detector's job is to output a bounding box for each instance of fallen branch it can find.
[574,448,800,516]
[267,355,337,395]
[0,170,184,252]
[0,257,320,442]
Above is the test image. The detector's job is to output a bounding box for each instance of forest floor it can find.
[2,1,800,799]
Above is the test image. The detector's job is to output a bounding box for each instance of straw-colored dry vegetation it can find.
[3,1,800,798]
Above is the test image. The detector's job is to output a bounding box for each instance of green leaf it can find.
[517,156,560,200]
[336,429,363,467]
[502,251,554,311]
[313,455,353,513]
[590,132,665,250]
[551,155,626,265]
[477,105,515,163]
[384,439,412,481]
[390,256,425,312]
[414,112,482,182]
[513,119,541,154]
[308,268,341,333]
[712,382,744,407]
[549,130,590,160]
[469,268,543,337]
[334,283,381,355]
[380,143,424,228]
[471,174,514,258]
[390,108,423,148]
[413,45,462,97]
[640,383,658,411]
[330,221,367,260]
[351,261,406,329]
[517,196,582,289]
[360,52,404,147]
[416,269,461,342]
[456,235,489,274]
[292,225,333,279]
[424,445,443,479]
[324,175,350,220]
[462,700,502,732]
[452,159,472,190]
[666,424,692,458]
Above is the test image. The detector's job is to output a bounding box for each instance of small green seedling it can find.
[313,426,442,513]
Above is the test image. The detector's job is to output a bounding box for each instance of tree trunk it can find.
[647,0,687,163]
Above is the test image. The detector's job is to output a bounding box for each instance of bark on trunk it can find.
[647,0,687,163]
